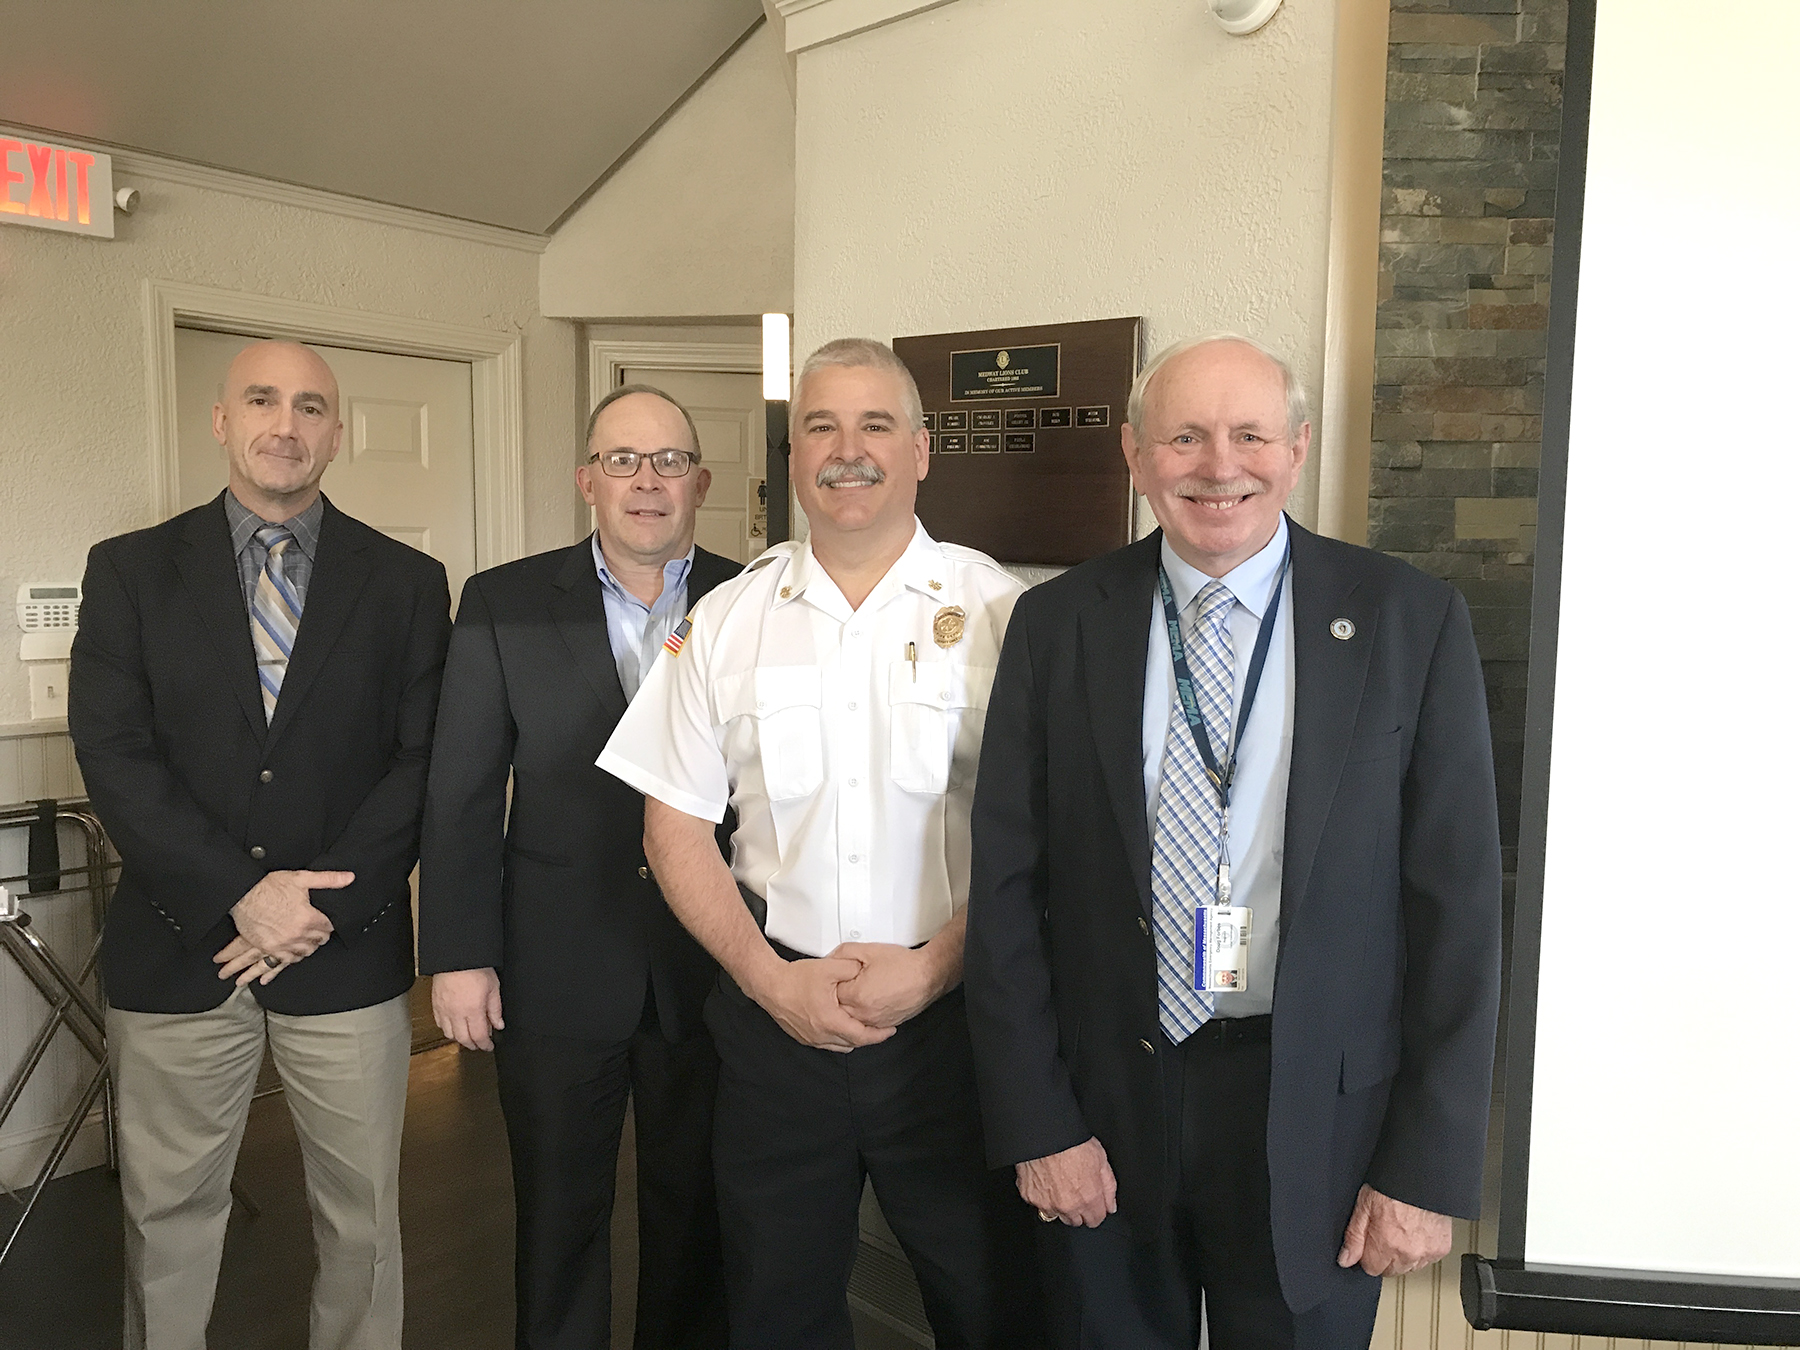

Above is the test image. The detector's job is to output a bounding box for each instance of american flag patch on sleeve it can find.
[663,614,693,657]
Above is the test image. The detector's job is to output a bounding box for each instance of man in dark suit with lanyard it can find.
[964,334,1503,1348]
[418,384,740,1349]
[70,339,451,1350]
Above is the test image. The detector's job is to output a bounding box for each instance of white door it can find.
[618,367,763,564]
[175,328,479,602]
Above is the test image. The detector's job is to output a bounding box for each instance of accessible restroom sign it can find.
[0,131,114,238]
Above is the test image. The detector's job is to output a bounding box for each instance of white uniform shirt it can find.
[599,521,1024,958]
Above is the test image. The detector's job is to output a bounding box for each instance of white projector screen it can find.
[1519,0,1800,1281]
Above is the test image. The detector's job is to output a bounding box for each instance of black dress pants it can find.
[1043,1019,1381,1350]
[706,975,1044,1350]
[494,994,727,1350]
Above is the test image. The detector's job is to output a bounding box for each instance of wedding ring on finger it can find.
[1037,1209,1057,1223]
[263,954,281,969]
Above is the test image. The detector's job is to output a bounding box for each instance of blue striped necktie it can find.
[250,525,302,723]
[1150,580,1236,1042]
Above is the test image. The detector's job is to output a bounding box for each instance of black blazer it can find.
[965,520,1502,1314]
[416,541,741,1044]
[69,494,452,1016]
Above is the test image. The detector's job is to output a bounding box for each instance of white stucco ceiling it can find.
[0,0,764,234]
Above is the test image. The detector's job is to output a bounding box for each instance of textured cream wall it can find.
[540,22,796,319]
[0,175,579,725]
[791,0,1341,531]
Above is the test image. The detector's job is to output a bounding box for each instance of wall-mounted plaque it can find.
[896,316,1141,564]
[949,343,1060,400]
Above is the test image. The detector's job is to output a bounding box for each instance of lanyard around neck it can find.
[1155,544,1291,809]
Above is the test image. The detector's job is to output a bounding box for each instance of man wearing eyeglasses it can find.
[418,384,741,1349]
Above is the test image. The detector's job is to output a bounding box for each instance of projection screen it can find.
[1464,0,1800,1340]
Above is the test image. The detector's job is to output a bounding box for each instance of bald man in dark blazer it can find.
[965,336,1502,1350]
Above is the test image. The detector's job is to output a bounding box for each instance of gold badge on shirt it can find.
[932,606,967,649]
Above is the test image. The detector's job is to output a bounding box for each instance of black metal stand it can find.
[0,805,117,1267]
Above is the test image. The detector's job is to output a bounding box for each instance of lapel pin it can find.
[928,580,943,591]
[1330,618,1355,640]
[779,586,792,599]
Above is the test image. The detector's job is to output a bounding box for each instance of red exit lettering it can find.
[2,137,96,225]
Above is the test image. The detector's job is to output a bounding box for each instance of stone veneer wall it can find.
[1370,0,1567,879]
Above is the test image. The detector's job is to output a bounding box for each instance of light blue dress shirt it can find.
[1142,515,1295,1017]
[592,536,694,702]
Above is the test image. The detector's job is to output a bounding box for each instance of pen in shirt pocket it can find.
[907,641,917,681]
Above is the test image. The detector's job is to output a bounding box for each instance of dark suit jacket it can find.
[415,541,741,1044]
[965,519,1502,1313]
[69,493,452,1016]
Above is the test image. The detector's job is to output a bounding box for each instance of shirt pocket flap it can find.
[714,666,823,722]
[887,662,996,712]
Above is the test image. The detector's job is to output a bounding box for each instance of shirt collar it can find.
[774,519,948,610]
[225,490,324,561]
[592,534,694,606]
[1158,513,1290,619]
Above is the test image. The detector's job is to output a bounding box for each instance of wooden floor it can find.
[0,1035,917,1349]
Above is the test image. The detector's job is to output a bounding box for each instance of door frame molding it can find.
[587,339,761,404]
[144,278,525,570]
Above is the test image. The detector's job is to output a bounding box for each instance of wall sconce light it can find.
[762,313,792,545]
[1208,0,1283,35]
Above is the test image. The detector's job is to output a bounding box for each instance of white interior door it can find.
[618,367,762,564]
[175,328,478,602]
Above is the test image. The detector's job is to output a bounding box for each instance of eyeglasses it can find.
[586,448,700,478]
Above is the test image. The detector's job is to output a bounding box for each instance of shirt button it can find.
[258,769,273,783]
[250,846,266,861]
[848,854,860,864]
[940,689,952,699]
[1139,1039,1156,1056]
[848,701,858,711]
[638,865,650,880]
[848,778,859,788]
[848,930,861,940]
[757,700,766,710]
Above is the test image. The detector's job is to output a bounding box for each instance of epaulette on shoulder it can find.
[937,542,1013,577]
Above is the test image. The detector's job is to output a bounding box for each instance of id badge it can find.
[1193,905,1253,994]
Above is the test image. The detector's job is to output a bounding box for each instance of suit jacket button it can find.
[1138,1039,1155,1056]
[638,865,650,880]
[250,846,266,861]
[259,769,274,783]
[1137,917,1148,935]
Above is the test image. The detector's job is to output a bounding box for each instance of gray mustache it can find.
[816,461,886,488]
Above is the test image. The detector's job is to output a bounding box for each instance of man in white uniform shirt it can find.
[600,339,1042,1349]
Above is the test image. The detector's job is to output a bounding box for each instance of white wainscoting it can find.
[0,721,107,1188]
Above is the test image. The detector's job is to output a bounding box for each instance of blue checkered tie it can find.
[250,526,302,723]
[1150,580,1236,1042]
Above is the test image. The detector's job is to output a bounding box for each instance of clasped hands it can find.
[752,941,951,1054]
[213,869,349,987]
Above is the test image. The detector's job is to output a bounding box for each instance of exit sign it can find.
[1,132,114,239]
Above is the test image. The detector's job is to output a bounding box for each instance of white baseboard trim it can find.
[0,1109,108,1190]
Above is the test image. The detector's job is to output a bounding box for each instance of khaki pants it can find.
[107,986,411,1350]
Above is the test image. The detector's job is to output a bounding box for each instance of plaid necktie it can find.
[1150,580,1236,1042]
[250,525,302,723]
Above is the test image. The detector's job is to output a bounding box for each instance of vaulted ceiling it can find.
[0,0,764,234]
